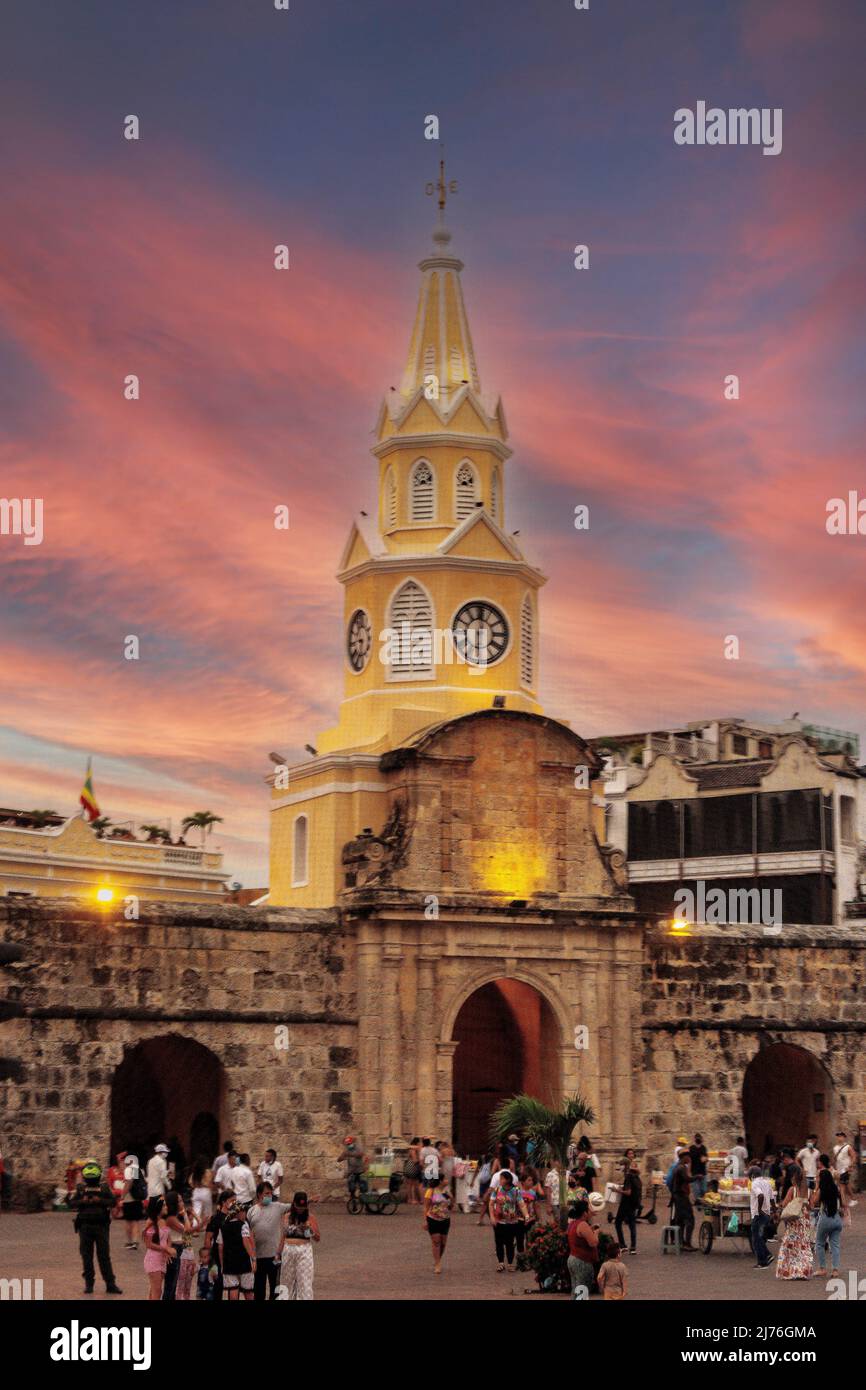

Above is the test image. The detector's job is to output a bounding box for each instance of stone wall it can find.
[641,923,866,1174]
[0,898,358,1206]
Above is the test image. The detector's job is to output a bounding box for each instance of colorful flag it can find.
[79,759,100,822]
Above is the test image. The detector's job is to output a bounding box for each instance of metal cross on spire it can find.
[426,157,457,220]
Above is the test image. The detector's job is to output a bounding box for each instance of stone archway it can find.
[450,978,561,1154]
[110,1035,226,1173]
[742,1042,834,1156]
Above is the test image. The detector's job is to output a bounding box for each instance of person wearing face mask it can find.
[248,1181,290,1300]
[797,1135,820,1192]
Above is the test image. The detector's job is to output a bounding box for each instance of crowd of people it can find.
[69,1140,320,1300]
[65,1125,858,1301]
[664,1129,857,1281]
[399,1132,637,1296]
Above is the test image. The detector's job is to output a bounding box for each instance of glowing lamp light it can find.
[96,887,114,904]
[669,918,692,936]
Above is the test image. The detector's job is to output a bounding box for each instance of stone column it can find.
[415,952,438,1135]
[355,925,382,1146]
[379,948,404,1138]
[435,1041,459,1138]
[611,959,634,1138]
[579,957,601,1123]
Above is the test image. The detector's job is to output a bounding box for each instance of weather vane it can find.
[426,158,457,217]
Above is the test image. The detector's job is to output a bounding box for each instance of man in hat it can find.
[344,1136,367,1196]
[70,1160,123,1294]
[146,1143,170,1198]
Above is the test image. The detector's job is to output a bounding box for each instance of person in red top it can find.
[567,1197,599,1298]
[105,1151,128,1218]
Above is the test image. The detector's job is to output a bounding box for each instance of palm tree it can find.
[181,811,224,847]
[140,824,171,843]
[26,809,60,828]
[489,1092,596,1228]
[90,817,112,838]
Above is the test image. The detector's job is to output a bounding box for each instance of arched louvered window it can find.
[385,468,397,530]
[491,466,501,523]
[387,579,433,677]
[292,814,309,887]
[450,346,462,380]
[423,345,436,376]
[455,460,477,521]
[410,459,435,523]
[520,593,535,688]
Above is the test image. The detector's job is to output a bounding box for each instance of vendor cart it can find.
[697,1195,753,1254]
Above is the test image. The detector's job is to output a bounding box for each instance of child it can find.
[142,1196,175,1300]
[597,1241,628,1300]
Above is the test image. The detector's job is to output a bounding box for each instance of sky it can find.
[1,0,864,886]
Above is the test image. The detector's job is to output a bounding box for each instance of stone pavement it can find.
[1,1206,863,1302]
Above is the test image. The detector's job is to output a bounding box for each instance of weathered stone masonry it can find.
[3,906,865,1208]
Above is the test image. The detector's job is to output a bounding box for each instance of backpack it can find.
[130,1172,147,1201]
[664,1161,678,1193]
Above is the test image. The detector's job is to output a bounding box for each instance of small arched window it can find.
[455,460,477,521]
[385,468,397,530]
[387,579,433,677]
[292,814,309,887]
[410,459,435,523]
[520,593,535,688]
[491,466,501,523]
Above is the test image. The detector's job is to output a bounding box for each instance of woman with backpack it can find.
[811,1153,846,1279]
[121,1154,146,1250]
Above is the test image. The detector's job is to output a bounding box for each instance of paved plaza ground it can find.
[2,1205,864,1302]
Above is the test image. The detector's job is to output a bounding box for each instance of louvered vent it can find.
[410,460,435,522]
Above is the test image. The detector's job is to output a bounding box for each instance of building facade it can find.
[3,214,866,1205]
[0,812,228,905]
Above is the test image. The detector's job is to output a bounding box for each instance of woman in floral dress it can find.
[776,1164,813,1280]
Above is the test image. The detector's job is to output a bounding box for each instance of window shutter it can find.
[455,461,476,520]
[389,580,433,676]
[520,595,534,687]
[410,460,435,523]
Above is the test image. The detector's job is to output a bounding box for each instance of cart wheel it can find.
[646,1211,658,1225]
[699,1221,714,1254]
[346,1195,362,1214]
[363,1199,380,1214]
[380,1196,398,1215]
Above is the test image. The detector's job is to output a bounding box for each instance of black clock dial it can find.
[347,609,372,671]
[452,601,509,667]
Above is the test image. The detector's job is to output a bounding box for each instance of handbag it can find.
[780,1196,803,1221]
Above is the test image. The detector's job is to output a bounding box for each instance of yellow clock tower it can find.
[270,176,547,905]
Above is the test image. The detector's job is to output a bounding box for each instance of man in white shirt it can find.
[227,1151,257,1208]
[146,1144,169,1198]
[544,1165,561,1225]
[833,1132,856,1203]
[728,1137,749,1177]
[748,1165,775,1269]
[212,1141,234,1183]
[797,1136,820,1190]
[257,1148,283,1198]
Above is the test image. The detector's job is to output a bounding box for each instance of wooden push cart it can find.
[697,1196,754,1254]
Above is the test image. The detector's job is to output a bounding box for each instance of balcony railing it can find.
[647,734,716,762]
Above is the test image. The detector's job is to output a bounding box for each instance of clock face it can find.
[347,608,372,672]
[452,601,509,668]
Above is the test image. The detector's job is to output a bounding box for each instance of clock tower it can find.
[270,180,547,905]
